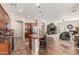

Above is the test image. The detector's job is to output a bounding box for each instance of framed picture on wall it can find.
[67,24,73,29]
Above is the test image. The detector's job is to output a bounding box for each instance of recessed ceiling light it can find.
[34,17,37,19]
[36,3,40,6]
[38,13,42,17]
[27,16,31,18]
[19,9,23,13]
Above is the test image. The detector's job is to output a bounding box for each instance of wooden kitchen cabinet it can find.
[0,5,3,20]
[25,23,32,48]
[0,5,10,29]
[4,13,10,24]
[25,23,32,38]
[0,42,10,55]
[0,5,5,29]
[0,5,11,55]
[0,19,5,29]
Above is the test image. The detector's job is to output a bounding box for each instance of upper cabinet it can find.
[0,5,10,29]
[4,13,10,24]
[0,5,5,29]
[0,6,3,20]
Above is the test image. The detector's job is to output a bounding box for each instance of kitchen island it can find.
[29,34,44,55]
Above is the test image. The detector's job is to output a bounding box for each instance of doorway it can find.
[15,21,23,38]
[14,21,24,50]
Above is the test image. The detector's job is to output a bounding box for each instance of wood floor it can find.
[39,37,79,55]
[11,37,79,55]
[11,38,32,55]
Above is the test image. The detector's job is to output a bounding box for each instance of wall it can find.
[57,20,79,33]
[9,13,26,39]
[45,19,79,34]
[5,11,47,39]
[45,19,79,43]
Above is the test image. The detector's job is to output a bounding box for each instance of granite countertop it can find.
[0,39,9,43]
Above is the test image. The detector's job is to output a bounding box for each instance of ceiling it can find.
[1,3,79,21]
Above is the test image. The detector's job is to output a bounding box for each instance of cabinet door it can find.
[0,6,5,29]
[0,43,10,55]
[4,13,8,23]
[0,6,3,20]
[4,13,10,25]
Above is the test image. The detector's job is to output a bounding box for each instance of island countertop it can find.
[29,34,43,39]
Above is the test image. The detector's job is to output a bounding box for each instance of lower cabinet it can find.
[0,42,10,55]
